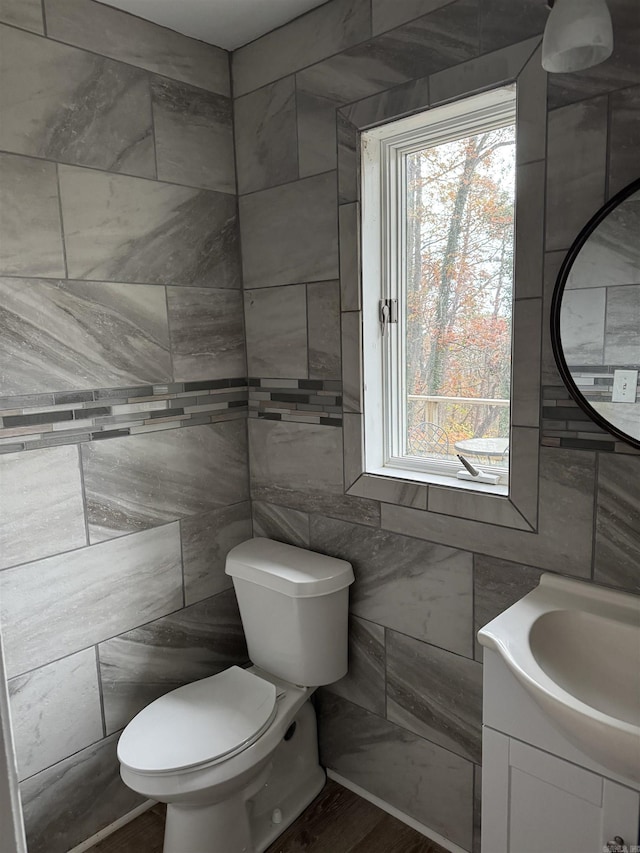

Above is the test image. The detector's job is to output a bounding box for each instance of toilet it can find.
[117,537,354,853]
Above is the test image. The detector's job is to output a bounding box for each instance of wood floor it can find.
[88,779,448,853]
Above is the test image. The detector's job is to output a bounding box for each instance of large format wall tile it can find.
[308,281,342,379]
[0,278,171,395]
[58,166,240,288]
[181,502,252,605]
[99,590,248,734]
[478,0,546,53]
[152,77,235,193]
[235,77,299,195]
[546,98,607,252]
[474,555,543,660]
[317,692,474,851]
[0,523,183,678]
[327,615,385,716]
[372,0,454,35]
[609,86,640,196]
[0,153,65,278]
[8,649,103,780]
[251,501,311,547]
[605,285,640,363]
[232,0,371,97]
[239,172,339,288]
[244,285,308,378]
[20,733,144,853]
[594,453,640,592]
[166,287,245,381]
[386,630,483,763]
[0,26,154,177]
[310,516,474,657]
[44,0,229,96]
[0,445,85,571]
[0,0,43,32]
[82,422,249,542]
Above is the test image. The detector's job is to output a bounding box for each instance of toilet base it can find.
[162,701,325,853]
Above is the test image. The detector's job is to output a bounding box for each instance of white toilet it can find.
[117,537,354,853]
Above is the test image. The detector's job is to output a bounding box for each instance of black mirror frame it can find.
[550,176,640,450]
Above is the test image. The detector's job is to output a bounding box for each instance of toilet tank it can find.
[225,538,354,686]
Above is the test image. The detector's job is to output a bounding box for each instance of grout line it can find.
[76,443,91,547]
[94,645,108,738]
[54,163,69,279]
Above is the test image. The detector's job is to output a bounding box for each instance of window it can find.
[361,86,517,493]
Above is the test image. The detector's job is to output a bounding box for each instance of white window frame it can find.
[361,85,517,495]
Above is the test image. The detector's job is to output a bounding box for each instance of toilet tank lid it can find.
[225,538,354,597]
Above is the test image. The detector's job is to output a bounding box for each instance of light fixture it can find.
[542,0,614,73]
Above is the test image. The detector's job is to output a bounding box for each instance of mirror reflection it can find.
[553,181,640,445]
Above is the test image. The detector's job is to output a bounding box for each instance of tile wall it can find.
[0,3,249,851]
[231,1,640,851]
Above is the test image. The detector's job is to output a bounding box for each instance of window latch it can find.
[379,299,398,337]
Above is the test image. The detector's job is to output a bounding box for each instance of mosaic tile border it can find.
[248,378,343,426]
[541,385,639,454]
[0,379,248,454]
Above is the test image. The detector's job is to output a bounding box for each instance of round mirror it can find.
[551,177,640,448]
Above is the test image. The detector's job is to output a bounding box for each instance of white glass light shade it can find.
[542,0,614,73]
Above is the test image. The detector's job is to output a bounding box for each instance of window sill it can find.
[365,464,509,497]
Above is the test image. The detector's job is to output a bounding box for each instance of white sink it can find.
[478,574,640,784]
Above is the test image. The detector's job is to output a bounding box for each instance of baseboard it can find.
[326,769,469,853]
[66,800,156,853]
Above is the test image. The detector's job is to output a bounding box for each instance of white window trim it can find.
[361,85,517,495]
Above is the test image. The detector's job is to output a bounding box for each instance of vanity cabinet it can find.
[482,727,639,853]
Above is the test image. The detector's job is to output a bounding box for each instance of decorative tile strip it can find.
[249,378,343,426]
[0,379,248,454]
[541,386,639,454]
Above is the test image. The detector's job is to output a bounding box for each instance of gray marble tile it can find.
[82,422,249,542]
[0,0,42,32]
[343,412,364,490]
[473,554,543,660]
[542,251,566,385]
[347,473,428,509]
[341,311,363,413]
[1,523,183,679]
[99,590,248,734]
[310,516,474,657]
[167,286,245,381]
[44,0,229,95]
[546,0,640,109]
[387,630,483,763]
[327,615,385,716]
[244,285,308,379]
[235,77,298,194]
[317,692,474,851]
[594,453,640,593]
[382,447,596,578]
[20,733,144,853]
[181,502,252,606]
[560,287,607,364]
[232,0,371,97]
[308,281,342,379]
[339,203,361,312]
[0,445,85,571]
[58,166,241,288]
[248,419,381,526]
[546,98,608,252]
[609,87,640,197]
[473,764,482,853]
[0,152,65,278]
[513,160,545,300]
[511,296,542,427]
[605,285,640,364]
[479,0,546,53]
[372,0,456,35]
[8,649,102,780]
[251,501,311,547]
[337,113,359,204]
[0,25,154,177]
[239,172,339,288]
[516,46,546,166]
[297,87,340,178]
[0,277,171,395]
[429,36,539,107]
[152,77,234,193]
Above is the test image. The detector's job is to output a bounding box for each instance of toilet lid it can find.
[117,667,277,774]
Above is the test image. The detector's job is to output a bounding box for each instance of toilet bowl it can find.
[117,538,354,853]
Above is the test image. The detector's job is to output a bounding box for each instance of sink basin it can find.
[478,574,640,784]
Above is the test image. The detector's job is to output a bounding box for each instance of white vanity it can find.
[479,574,640,853]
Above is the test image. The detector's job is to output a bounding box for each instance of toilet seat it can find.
[117,667,278,775]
